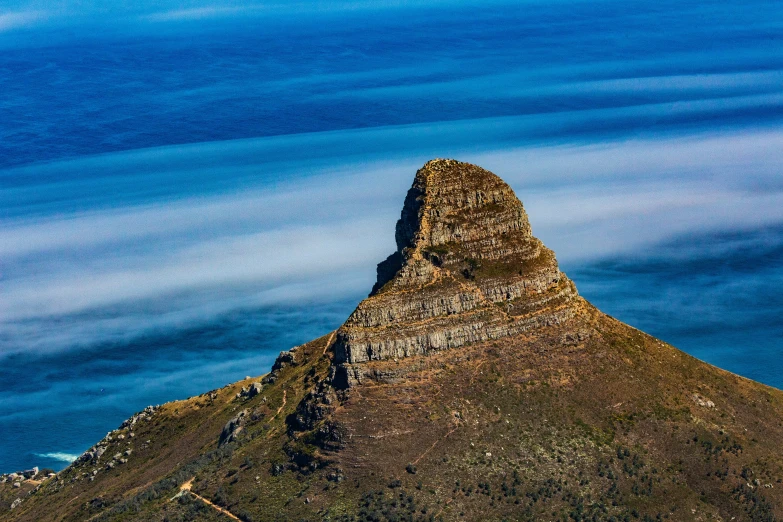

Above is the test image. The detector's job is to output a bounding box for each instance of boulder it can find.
[272,349,297,372]
[219,410,248,445]
[247,382,263,398]
[692,393,716,408]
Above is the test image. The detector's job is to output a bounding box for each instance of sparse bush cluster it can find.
[91,444,235,520]
[732,483,776,521]
[331,489,436,522]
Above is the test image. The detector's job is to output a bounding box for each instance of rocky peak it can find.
[372,159,534,294]
[397,158,532,256]
[332,159,579,386]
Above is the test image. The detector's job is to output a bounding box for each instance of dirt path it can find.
[271,390,287,421]
[264,389,288,439]
[434,498,455,518]
[469,359,487,386]
[322,330,336,355]
[171,478,241,521]
[412,424,459,465]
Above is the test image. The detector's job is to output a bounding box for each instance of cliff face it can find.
[333,160,577,382]
[5,160,783,522]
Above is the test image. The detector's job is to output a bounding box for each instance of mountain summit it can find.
[4,160,783,522]
[334,160,577,380]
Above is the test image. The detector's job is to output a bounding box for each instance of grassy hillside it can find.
[4,299,783,521]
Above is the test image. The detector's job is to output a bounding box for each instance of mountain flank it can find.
[3,159,783,522]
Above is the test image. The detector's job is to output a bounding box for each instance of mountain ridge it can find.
[3,159,783,522]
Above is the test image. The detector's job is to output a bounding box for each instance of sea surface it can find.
[1,0,782,472]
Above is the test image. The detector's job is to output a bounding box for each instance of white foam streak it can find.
[1,126,782,354]
[34,452,79,463]
[143,6,253,22]
[2,219,389,320]
[0,10,46,31]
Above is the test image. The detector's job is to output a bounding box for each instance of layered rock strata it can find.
[332,159,578,386]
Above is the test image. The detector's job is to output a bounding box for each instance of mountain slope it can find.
[3,160,783,522]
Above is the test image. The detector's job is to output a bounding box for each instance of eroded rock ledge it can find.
[331,159,579,387]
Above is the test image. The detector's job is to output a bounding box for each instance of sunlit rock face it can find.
[332,159,579,381]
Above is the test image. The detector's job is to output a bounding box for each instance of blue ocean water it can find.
[1,0,782,472]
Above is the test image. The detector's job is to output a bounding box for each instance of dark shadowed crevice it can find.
[370,251,404,296]
[394,183,425,253]
[370,181,425,296]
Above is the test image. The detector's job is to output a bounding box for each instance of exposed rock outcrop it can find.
[332,159,578,386]
[262,346,301,386]
[219,409,248,446]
